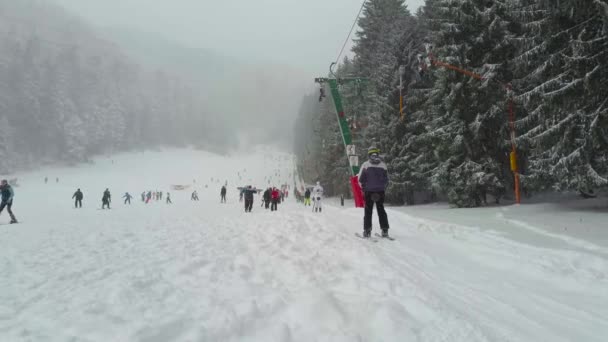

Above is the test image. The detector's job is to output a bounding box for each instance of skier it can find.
[358,147,390,238]
[146,191,152,204]
[271,187,280,211]
[220,186,227,203]
[263,188,271,209]
[159,191,163,201]
[191,191,199,201]
[72,188,84,208]
[312,181,324,213]
[0,179,18,224]
[141,191,146,202]
[304,188,311,206]
[56,177,59,183]
[44,177,48,184]
[166,192,172,204]
[242,186,257,212]
[123,192,133,205]
[102,188,111,209]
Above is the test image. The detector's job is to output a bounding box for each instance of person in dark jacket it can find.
[102,189,112,209]
[242,186,257,212]
[263,188,271,209]
[166,192,172,204]
[72,189,84,208]
[220,186,227,203]
[358,147,390,238]
[304,188,311,206]
[0,179,17,223]
[123,192,133,205]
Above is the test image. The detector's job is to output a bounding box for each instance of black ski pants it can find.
[0,200,16,221]
[124,198,131,205]
[271,199,278,211]
[75,199,82,208]
[221,194,226,203]
[363,191,389,232]
[264,199,270,209]
[244,198,253,212]
[102,200,110,209]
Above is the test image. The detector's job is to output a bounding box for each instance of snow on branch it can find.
[542,78,582,99]
[586,163,608,186]
[532,113,576,142]
[516,72,568,102]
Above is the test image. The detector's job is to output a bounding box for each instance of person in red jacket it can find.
[271,187,280,211]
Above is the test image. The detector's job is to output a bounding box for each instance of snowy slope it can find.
[1,148,607,341]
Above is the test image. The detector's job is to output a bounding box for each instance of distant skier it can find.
[0,179,18,224]
[102,188,111,209]
[166,192,172,204]
[159,191,163,201]
[271,187,280,211]
[44,177,48,184]
[56,177,59,183]
[358,146,390,238]
[141,191,146,202]
[304,188,311,206]
[192,191,199,201]
[312,181,324,213]
[123,192,133,205]
[220,186,227,203]
[242,186,257,212]
[146,191,152,204]
[72,188,84,208]
[263,188,271,209]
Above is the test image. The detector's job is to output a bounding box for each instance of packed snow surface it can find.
[1,148,607,341]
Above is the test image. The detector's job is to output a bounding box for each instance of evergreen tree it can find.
[513,0,608,193]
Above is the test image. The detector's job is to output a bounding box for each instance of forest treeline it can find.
[294,0,608,207]
[0,1,230,174]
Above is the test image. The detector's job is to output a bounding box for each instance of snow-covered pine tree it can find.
[513,0,608,194]
[417,0,516,207]
[350,0,424,203]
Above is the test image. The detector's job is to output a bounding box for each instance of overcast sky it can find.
[51,0,424,73]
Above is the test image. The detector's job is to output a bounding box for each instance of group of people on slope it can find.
[141,191,171,204]
[70,189,172,209]
[4,147,390,238]
[262,187,282,211]
[298,182,324,213]
[237,185,288,213]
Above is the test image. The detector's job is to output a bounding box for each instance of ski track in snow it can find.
[1,149,607,341]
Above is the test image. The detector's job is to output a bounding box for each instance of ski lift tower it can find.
[315,62,366,208]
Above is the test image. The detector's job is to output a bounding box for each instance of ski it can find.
[375,233,395,241]
[355,233,378,242]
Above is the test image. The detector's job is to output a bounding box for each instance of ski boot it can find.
[381,230,389,238]
[10,219,18,224]
[363,230,371,238]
